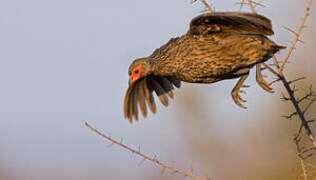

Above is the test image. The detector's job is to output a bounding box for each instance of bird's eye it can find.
[134,70,139,74]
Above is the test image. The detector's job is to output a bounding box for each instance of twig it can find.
[279,0,313,73]
[241,0,316,148]
[273,56,280,69]
[85,122,209,180]
[262,63,279,77]
[288,77,307,85]
[246,0,256,13]
[199,0,214,13]
[298,86,316,103]
[294,137,309,180]
[280,76,316,148]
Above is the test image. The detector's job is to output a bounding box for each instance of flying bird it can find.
[123,12,285,123]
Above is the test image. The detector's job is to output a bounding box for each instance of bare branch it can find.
[85,122,209,180]
[282,112,298,120]
[269,78,281,85]
[280,91,291,101]
[288,77,307,85]
[262,63,279,77]
[279,0,313,73]
[280,76,316,148]
[294,137,309,180]
[303,97,316,114]
[246,0,256,13]
[237,0,264,13]
[197,0,214,13]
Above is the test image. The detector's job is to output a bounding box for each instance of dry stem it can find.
[200,0,214,13]
[279,0,313,73]
[295,137,309,180]
[235,0,316,148]
[85,122,209,180]
[199,0,315,178]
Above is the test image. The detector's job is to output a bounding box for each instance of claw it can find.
[232,89,247,108]
[231,74,249,109]
[239,90,246,94]
[256,64,274,93]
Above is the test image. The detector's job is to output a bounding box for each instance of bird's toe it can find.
[231,89,247,109]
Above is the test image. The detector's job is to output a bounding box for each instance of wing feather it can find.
[167,76,181,88]
[148,76,169,107]
[144,79,157,114]
[123,75,181,123]
[157,76,175,99]
[132,84,139,121]
[137,80,147,117]
[189,12,273,36]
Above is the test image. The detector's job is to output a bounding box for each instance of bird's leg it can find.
[256,63,274,93]
[231,74,249,109]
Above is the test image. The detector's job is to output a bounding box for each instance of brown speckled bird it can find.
[123,12,285,123]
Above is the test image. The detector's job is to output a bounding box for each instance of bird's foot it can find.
[231,75,249,109]
[231,86,248,109]
[256,64,274,93]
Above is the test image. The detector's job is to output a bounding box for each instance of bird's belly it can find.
[175,65,251,84]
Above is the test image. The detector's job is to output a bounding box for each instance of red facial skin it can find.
[129,64,143,84]
[129,64,151,84]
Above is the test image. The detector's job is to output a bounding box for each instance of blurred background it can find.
[0,0,315,179]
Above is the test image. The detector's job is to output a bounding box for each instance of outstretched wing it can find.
[123,75,181,123]
[189,12,274,36]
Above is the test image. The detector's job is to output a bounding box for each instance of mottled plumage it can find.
[123,12,285,123]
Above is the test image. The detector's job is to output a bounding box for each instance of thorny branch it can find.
[279,0,313,73]
[237,0,316,148]
[198,0,316,178]
[191,0,214,13]
[87,1,315,179]
[235,0,316,179]
[85,122,209,180]
[279,75,316,148]
[294,137,309,180]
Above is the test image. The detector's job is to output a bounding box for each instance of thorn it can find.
[152,154,157,162]
[307,117,316,123]
[239,90,246,94]
[280,92,290,101]
[288,77,306,84]
[138,158,146,166]
[161,167,166,175]
[171,169,179,175]
[283,112,298,119]
[107,142,115,147]
[291,85,299,94]
[283,26,299,36]
[269,78,281,85]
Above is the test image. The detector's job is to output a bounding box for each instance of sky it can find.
[0,0,315,179]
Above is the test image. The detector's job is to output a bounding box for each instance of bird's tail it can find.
[273,44,286,50]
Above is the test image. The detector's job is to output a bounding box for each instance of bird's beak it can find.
[129,76,136,86]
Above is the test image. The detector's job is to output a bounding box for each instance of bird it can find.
[123,12,285,123]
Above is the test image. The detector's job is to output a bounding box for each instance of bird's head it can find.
[128,58,152,85]
[124,57,181,123]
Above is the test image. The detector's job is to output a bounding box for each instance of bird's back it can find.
[149,32,282,83]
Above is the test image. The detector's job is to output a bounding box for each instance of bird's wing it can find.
[123,75,181,123]
[189,12,274,36]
